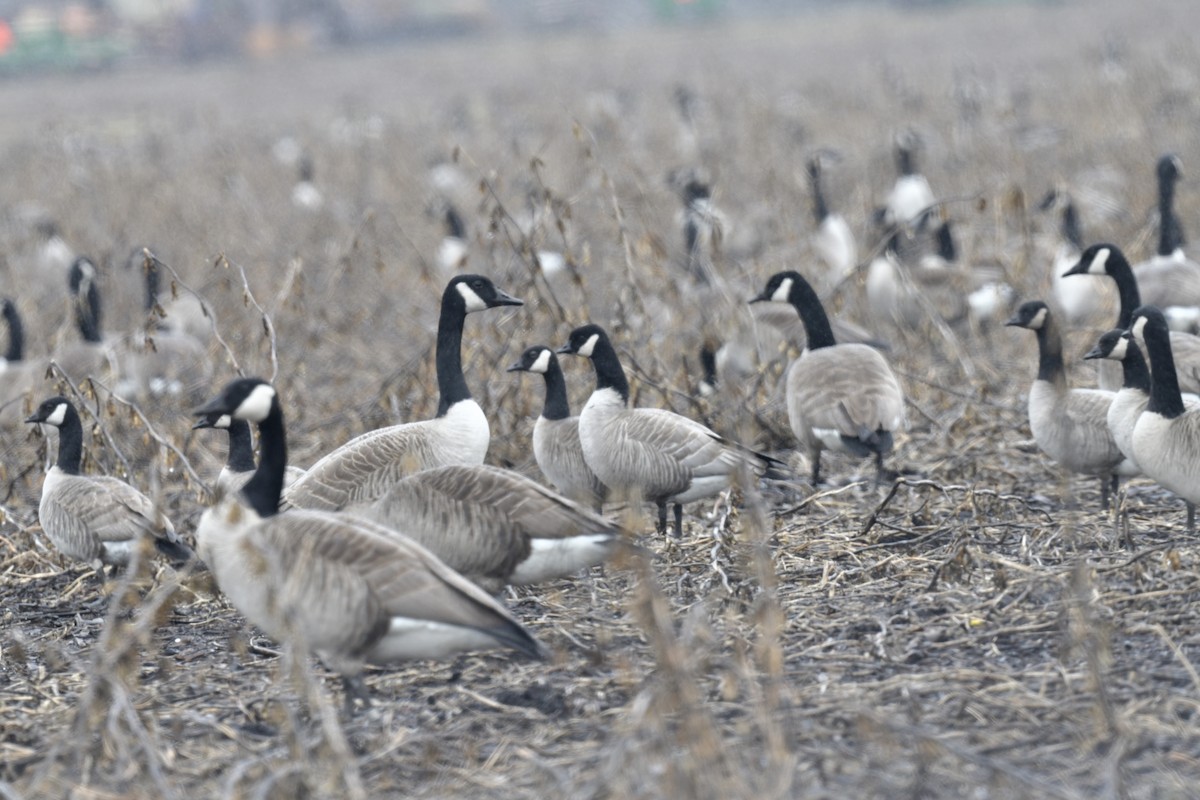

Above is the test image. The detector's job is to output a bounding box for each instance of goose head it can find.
[1004,300,1050,330]
[557,324,608,359]
[507,346,555,374]
[1063,243,1125,278]
[194,378,277,424]
[444,274,523,314]
[1157,153,1183,184]
[193,412,233,431]
[25,396,73,428]
[750,270,804,305]
[1083,329,1130,361]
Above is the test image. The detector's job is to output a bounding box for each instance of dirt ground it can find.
[3,1,1200,797]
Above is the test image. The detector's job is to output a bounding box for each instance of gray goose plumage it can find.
[193,412,306,496]
[1005,301,1134,507]
[751,270,905,485]
[1064,243,1200,393]
[507,345,608,510]
[193,378,546,713]
[1128,306,1200,533]
[355,464,621,593]
[25,396,192,572]
[557,324,778,537]
[283,275,522,511]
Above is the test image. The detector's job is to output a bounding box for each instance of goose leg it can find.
[810,454,822,487]
[673,503,684,539]
[1189,502,1196,536]
[657,501,668,535]
[342,674,371,717]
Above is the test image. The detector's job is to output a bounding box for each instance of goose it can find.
[117,252,211,400]
[506,345,608,510]
[807,153,856,286]
[433,198,469,273]
[283,274,523,511]
[193,412,306,496]
[1044,191,1116,328]
[1004,301,1133,507]
[35,217,75,276]
[25,396,192,573]
[1128,306,1200,533]
[865,221,967,328]
[54,256,113,385]
[131,248,211,343]
[1082,329,1200,469]
[192,378,546,712]
[557,324,780,537]
[1063,243,1200,393]
[884,130,935,233]
[677,176,724,286]
[1129,155,1200,327]
[290,155,323,211]
[355,464,621,593]
[1,298,40,424]
[751,271,905,485]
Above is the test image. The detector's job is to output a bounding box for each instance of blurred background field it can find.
[2,1,1200,797]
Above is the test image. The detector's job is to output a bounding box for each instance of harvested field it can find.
[3,2,1200,797]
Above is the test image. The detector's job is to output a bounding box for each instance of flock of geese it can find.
[5,142,1200,715]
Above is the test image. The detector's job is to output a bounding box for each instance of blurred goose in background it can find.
[131,248,212,343]
[193,412,306,496]
[290,154,323,211]
[752,271,905,485]
[431,197,470,273]
[35,217,75,276]
[1128,306,1200,533]
[1005,301,1132,508]
[1042,190,1116,328]
[807,152,856,287]
[193,378,546,714]
[283,274,523,511]
[355,464,622,593]
[1065,243,1200,394]
[558,324,780,537]
[507,345,608,510]
[866,216,967,329]
[1130,154,1200,330]
[674,174,724,286]
[0,298,40,424]
[25,396,192,574]
[53,256,113,386]
[883,130,935,234]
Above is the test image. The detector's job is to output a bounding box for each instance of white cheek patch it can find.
[771,277,793,303]
[577,333,599,358]
[1109,338,1128,359]
[215,414,233,429]
[456,283,487,313]
[1029,307,1048,329]
[1131,316,1148,339]
[1088,247,1110,275]
[530,349,552,373]
[45,402,68,427]
[236,384,276,422]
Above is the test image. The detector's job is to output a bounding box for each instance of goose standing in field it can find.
[0,298,40,424]
[355,464,621,593]
[1064,243,1200,393]
[193,412,306,496]
[192,378,546,713]
[34,217,75,277]
[1127,306,1200,533]
[25,396,192,574]
[432,198,470,273]
[883,130,935,234]
[290,154,324,211]
[283,274,523,511]
[557,324,779,538]
[53,256,113,386]
[866,219,967,329]
[676,176,724,286]
[1005,301,1132,507]
[1130,155,1200,328]
[506,345,608,510]
[807,153,856,287]
[1042,191,1116,328]
[752,271,905,485]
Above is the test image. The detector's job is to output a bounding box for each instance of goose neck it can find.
[588,337,630,403]
[76,285,103,343]
[1107,254,1141,328]
[55,404,84,475]
[226,419,257,473]
[787,279,837,349]
[1143,324,1186,418]
[1062,203,1083,250]
[1034,316,1066,390]
[1158,172,1179,257]
[3,305,22,362]
[435,298,472,417]
[540,357,572,421]
[1120,341,1152,394]
[809,166,829,224]
[242,404,287,517]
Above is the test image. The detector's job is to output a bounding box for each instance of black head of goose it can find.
[193,377,547,713]
[25,395,192,573]
[507,345,608,510]
[751,270,905,486]
[557,324,778,537]
[1004,300,1131,508]
[1125,306,1200,533]
[1083,328,1153,469]
[282,274,523,512]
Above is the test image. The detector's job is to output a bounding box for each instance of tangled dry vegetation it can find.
[3,2,1200,797]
